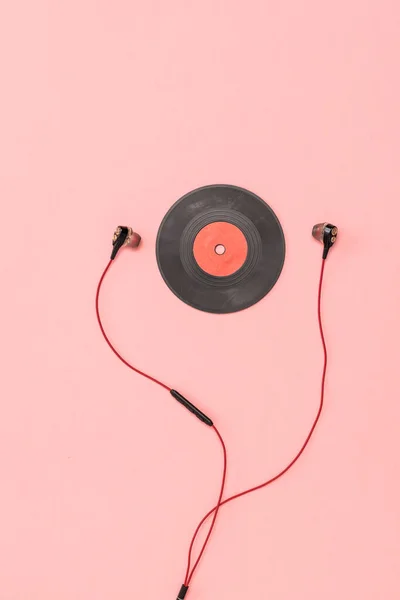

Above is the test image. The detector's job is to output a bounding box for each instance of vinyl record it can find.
[156,184,285,313]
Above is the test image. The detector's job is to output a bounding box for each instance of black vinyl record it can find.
[156,184,285,313]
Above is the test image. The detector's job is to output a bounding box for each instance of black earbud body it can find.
[111,226,141,259]
[312,222,338,259]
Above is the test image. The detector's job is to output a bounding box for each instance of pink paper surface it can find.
[0,1,399,598]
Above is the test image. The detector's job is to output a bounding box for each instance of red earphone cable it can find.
[184,424,227,587]
[96,257,228,593]
[96,260,171,391]
[96,256,328,595]
[183,258,328,586]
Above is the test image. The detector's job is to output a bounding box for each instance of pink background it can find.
[1,1,400,598]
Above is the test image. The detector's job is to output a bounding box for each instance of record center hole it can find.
[214,244,226,255]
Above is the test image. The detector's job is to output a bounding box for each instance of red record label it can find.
[193,221,248,276]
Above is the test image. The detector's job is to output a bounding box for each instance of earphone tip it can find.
[312,222,327,243]
[129,231,141,248]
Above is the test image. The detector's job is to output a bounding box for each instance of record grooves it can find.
[156,184,285,313]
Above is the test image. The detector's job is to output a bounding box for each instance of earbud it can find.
[111,226,141,259]
[312,222,338,259]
